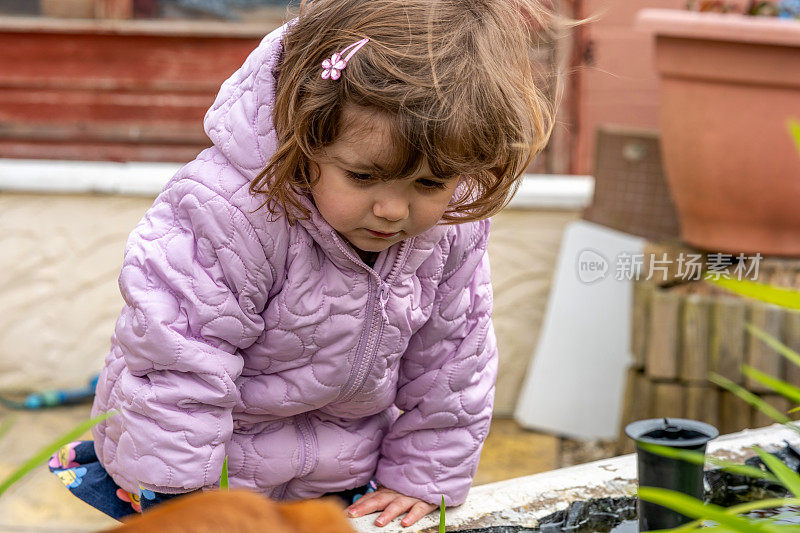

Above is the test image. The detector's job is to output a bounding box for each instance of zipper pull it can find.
[378,282,390,324]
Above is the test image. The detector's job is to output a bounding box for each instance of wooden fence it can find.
[617,246,800,453]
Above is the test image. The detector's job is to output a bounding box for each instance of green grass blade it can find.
[747,323,800,370]
[706,278,800,311]
[220,456,228,490]
[753,447,800,497]
[668,498,800,533]
[0,411,116,499]
[667,517,705,533]
[636,442,707,466]
[710,373,792,427]
[726,498,800,517]
[637,442,780,483]
[789,119,800,158]
[637,487,781,533]
[740,365,800,406]
[440,495,445,533]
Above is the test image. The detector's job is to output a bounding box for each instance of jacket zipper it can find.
[295,413,318,477]
[346,241,411,401]
[332,233,411,402]
[337,278,374,401]
[288,236,408,494]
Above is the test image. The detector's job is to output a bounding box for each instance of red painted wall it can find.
[573,0,685,174]
[0,19,271,162]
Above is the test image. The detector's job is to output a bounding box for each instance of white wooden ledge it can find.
[0,158,594,210]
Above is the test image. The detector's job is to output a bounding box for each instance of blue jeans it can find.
[49,440,376,520]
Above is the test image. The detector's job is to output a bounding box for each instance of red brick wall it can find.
[572,0,685,174]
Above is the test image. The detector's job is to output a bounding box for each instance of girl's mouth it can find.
[366,229,399,238]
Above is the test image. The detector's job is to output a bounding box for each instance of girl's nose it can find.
[373,192,409,222]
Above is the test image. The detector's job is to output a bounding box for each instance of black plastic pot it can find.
[626,418,719,531]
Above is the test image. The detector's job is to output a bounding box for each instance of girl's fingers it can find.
[400,501,438,527]
[346,491,394,517]
[374,498,413,527]
[346,491,377,510]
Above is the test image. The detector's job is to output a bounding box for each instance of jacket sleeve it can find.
[108,175,273,494]
[375,219,498,506]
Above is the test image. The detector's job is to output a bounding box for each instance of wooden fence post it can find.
[746,303,785,392]
[646,290,680,379]
[710,298,747,383]
[681,295,710,382]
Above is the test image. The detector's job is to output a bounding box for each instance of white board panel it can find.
[514,220,645,439]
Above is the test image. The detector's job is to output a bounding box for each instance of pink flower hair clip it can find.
[321,37,370,80]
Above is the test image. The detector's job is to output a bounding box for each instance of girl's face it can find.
[310,106,460,255]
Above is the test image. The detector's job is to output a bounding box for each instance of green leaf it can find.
[740,365,800,406]
[789,119,800,158]
[710,373,792,427]
[753,447,800,497]
[637,442,779,483]
[746,323,800,370]
[440,495,446,533]
[705,278,800,311]
[220,456,228,490]
[637,487,781,533]
[0,411,116,499]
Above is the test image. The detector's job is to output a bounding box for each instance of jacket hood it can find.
[204,22,289,182]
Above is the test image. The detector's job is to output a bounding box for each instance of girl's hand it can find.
[346,487,438,528]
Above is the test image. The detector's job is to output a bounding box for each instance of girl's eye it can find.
[417,179,448,190]
[345,170,448,190]
[345,171,374,183]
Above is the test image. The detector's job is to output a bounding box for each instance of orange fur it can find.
[108,490,356,533]
[276,499,359,533]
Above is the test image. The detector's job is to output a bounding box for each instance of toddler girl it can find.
[50,0,555,527]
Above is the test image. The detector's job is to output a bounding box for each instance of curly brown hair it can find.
[250,0,561,225]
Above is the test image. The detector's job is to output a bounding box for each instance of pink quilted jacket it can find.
[91,22,497,506]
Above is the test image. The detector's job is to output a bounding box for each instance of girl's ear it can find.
[309,160,322,179]
[305,159,322,188]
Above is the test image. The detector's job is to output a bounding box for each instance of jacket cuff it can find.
[140,489,202,513]
[374,461,470,507]
[137,481,209,495]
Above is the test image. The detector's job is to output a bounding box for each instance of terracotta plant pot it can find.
[637,9,800,256]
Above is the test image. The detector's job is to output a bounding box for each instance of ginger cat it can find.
[110,490,357,533]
